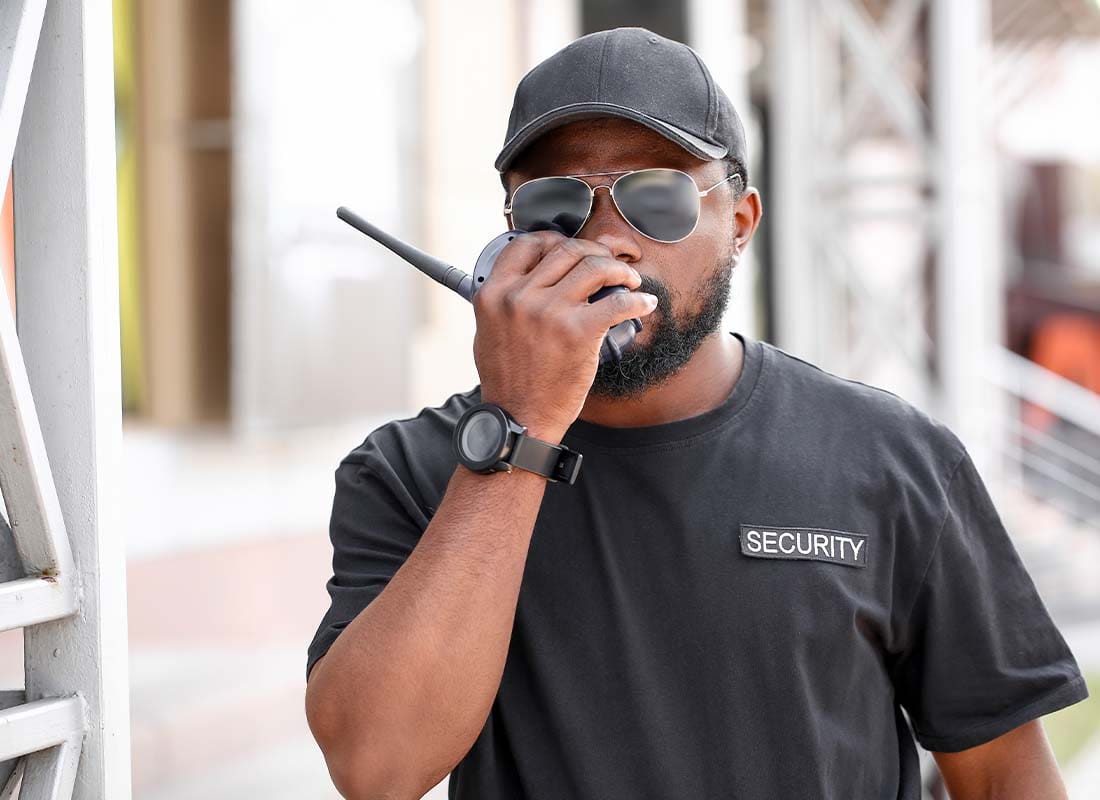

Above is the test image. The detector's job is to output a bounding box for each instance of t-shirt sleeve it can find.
[305,454,427,682]
[888,445,1089,752]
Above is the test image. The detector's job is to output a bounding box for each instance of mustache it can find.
[637,276,673,309]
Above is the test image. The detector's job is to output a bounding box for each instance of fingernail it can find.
[643,293,658,306]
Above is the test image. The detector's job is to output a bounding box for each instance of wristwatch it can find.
[452,402,583,485]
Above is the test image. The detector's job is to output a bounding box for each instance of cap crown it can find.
[495,27,747,174]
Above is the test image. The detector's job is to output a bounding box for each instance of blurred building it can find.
[116,0,760,432]
[114,0,1100,796]
[1,0,1094,797]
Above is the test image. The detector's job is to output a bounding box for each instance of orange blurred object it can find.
[1,171,12,318]
[1024,313,1100,430]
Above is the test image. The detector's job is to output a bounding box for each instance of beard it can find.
[588,255,736,400]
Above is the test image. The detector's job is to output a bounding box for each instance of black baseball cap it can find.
[494,26,748,175]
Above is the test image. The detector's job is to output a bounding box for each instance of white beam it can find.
[984,346,1100,438]
[931,0,1002,468]
[13,1,132,798]
[0,0,47,176]
[1,760,23,799]
[824,0,930,148]
[687,0,760,340]
[0,695,85,763]
[770,0,818,356]
[0,222,77,580]
[0,577,79,632]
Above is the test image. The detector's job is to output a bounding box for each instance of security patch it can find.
[739,524,868,568]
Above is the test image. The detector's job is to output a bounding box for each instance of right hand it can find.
[471,230,660,443]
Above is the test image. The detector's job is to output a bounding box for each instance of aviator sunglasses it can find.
[504,167,743,244]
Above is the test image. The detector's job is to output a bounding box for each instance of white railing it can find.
[983,344,1100,529]
[0,0,131,797]
[986,345,1100,438]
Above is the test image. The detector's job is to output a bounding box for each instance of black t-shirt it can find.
[306,331,1088,799]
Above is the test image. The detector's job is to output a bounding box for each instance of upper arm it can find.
[932,719,1068,799]
[305,457,428,683]
[304,652,327,712]
[888,447,1088,752]
[304,652,329,742]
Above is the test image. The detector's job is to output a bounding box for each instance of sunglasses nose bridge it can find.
[581,183,639,241]
[583,183,617,219]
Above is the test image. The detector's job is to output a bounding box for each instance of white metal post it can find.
[687,0,760,340]
[930,0,1002,470]
[770,0,818,358]
[13,0,132,797]
[0,0,79,634]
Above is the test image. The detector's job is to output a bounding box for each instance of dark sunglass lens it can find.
[613,169,700,242]
[509,178,591,237]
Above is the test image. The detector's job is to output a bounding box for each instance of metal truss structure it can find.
[0,0,131,797]
[770,0,1002,462]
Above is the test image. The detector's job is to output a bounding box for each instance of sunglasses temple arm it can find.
[337,206,475,300]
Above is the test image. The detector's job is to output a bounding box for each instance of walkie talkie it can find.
[335,206,642,364]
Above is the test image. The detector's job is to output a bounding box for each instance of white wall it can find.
[409,0,583,410]
[232,0,423,430]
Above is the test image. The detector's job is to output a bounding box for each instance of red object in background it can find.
[1,172,12,317]
[1024,313,1100,431]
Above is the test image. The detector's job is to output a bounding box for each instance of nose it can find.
[577,185,643,262]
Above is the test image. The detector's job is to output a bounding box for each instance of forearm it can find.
[306,462,550,799]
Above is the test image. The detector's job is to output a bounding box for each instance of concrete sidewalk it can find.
[1059,620,1100,798]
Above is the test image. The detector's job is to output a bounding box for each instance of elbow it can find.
[327,743,439,800]
[305,684,420,800]
[309,722,406,800]
[326,751,404,800]
[318,732,449,800]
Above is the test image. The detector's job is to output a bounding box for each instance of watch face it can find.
[460,409,505,463]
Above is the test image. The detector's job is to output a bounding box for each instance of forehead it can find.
[506,117,717,183]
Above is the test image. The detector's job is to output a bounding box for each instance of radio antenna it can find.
[337,206,474,300]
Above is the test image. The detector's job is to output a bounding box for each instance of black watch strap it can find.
[509,434,584,485]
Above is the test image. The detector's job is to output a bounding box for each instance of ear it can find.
[733,187,763,253]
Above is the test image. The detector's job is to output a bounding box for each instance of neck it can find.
[576,330,744,428]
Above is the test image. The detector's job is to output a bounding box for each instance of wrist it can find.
[517,420,567,446]
[476,399,568,444]
[454,400,581,484]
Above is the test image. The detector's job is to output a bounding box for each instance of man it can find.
[305,27,1088,800]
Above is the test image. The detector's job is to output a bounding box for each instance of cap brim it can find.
[494,101,728,173]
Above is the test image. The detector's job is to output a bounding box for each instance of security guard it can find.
[305,27,1087,800]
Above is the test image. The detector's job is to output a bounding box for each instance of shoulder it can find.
[344,384,481,466]
[337,384,483,517]
[759,340,968,483]
[756,341,979,594]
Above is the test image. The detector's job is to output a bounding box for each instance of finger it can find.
[523,236,614,289]
[486,229,571,286]
[576,286,659,335]
[550,254,642,304]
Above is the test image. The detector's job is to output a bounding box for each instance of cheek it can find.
[694,202,732,242]
[643,266,702,315]
[687,210,733,267]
